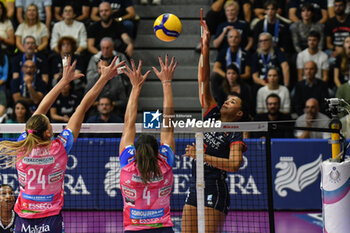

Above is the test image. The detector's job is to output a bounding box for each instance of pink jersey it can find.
[14,129,74,219]
[120,144,174,231]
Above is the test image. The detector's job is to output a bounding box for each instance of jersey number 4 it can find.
[143,187,151,206]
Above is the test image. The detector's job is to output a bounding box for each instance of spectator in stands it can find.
[0,47,8,121]
[213,0,253,51]
[2,0,14,19]
[252,0,286,21]
[256,68,290,113]
[12,35,49,84]
[335,81,350,118]
[325,0,350,60]
[50,5,87,54]
[292,61,329,115]
[50,81,79,123]
[15,4,49,53]
[53,0,91,24]
[3,100,31,138]
[214,63,253,116]
[253,0,291,53]
[0,184,16,232]
[328,0,350,18]
[16,0,51,32]
[87,1,133,58]
[140,0,161,5]
[10,60,47,113]
[252,32,290,87]
[253,93,293,138]
[0,2,15,52]
[295,98,330,138]
[290,2,324,53]
[289,0,328,24]
[296,31,329,82]
[90,0,137,38]
[334,36,350,87]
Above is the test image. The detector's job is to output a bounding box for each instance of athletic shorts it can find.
[15,213,64,233]
[185,179,230,215]
[124,227,174,233]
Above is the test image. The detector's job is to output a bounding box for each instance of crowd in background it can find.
[0,0,349,140]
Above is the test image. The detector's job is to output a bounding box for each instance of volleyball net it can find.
[0,121,274,233]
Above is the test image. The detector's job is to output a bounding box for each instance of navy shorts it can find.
[124,227,174,233]
[185,179,230,215]
[15,213,64,233]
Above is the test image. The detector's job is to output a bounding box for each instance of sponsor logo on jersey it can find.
[125,196,135,206]
[159,186,172,197]
[48,171,64,183]
[27,202,53,210]
[22,193,54,202]
[130,208,164,219]
[18,170,26,184]
[21,223,50,232]
[22,157,54,165]
[207,194,213,205]
[122,186,136,198]
[132,174,163,183]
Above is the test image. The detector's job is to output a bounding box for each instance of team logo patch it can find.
[207,194,213,205]
[143,110,162,129]
[159,186,172,197]
[122,186,136,198]
[48,171,64,183]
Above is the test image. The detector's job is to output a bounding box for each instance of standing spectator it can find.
[289,0,328,24]
[0,2,15,52]
[15,4,49,53]
[53,0,91,24]
[50,5,87,54]
[0,184,16,232]
[10,60,47,112]
[325,0,350,60]
[334,36,350,87]
[16,0,52,32]
[296,31,329,82]
[292,61,329,115]
[295,98,330,138]
[251,32,290,86]
[12,35,49,84]
[253,0,291,52]
[87,1,133,58]
[3,100,31,138]
[1,0,15,19]
[290,2,324,53]
[213,0,253,51]
[90,0,136,38]
[256,68,290,113]
[0,47,8,120]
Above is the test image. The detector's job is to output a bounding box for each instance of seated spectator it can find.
[253,93,293,138]
[328,0,350,18]
[0,184,16,232]
[15,4,49,53]
[53,0,91,24]
[294,98,330,138]
[2,0,15,19]
[253,0,286,21]
[252,32,290,87]
[256,68,290,113]
[213,1,253,51]
[296,31,329,82]
[12,35,49,84]
[289,0,328,24]
[90,0,137,38]
[0,48,8,120]
[334,36,350,87]
[3,100,31,138]
[335,80,350,117]
[87,1,133,58]
[253,0,292,53]
[50,5,87,54]
[325,0,350,60]
[50,36,84,92]
[0,2,15,52]
[290,3,324,53]
[10,60,47,113]
[213,63,254,116]
[16,0,52,30]
[292,61,329,115]
[50,81,79,123]
[212,29,251,88]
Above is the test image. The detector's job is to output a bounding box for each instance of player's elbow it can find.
[227,156,243,172]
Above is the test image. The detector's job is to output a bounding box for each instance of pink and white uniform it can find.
[14,129,74,219]
[120,144,174,231]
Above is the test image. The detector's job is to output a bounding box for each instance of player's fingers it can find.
[158,56,164,68]
[143,70,151,80]
[152,66,160,76]
[165,54,168,67]
[171,61,178,73]
[110,56,118,67]
[137,59,143,72]
[169,56,175,69]
[131,59,136,71]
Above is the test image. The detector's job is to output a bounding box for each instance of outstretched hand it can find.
[123,59,151,88]
[152,55,177,83]
[99,56,126,80]
[183,143,196,160]
[62,55,85,83]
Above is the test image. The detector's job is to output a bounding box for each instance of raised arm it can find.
[67,56,125,140]
[119,60,150,154]
[33,56,84,116]
[199,21,216,113]
[153,55,177,151]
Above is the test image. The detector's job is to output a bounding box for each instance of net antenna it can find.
[196,8,206,233]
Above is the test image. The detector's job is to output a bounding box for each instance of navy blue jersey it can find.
[215,20,252,50]
[191,105,247,180]
[216,48,251,73]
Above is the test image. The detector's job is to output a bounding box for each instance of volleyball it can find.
[153,13,182,42]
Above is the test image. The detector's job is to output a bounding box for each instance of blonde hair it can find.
[0,114,51,168]
[24,4,41,29]
[224,0,239,11]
